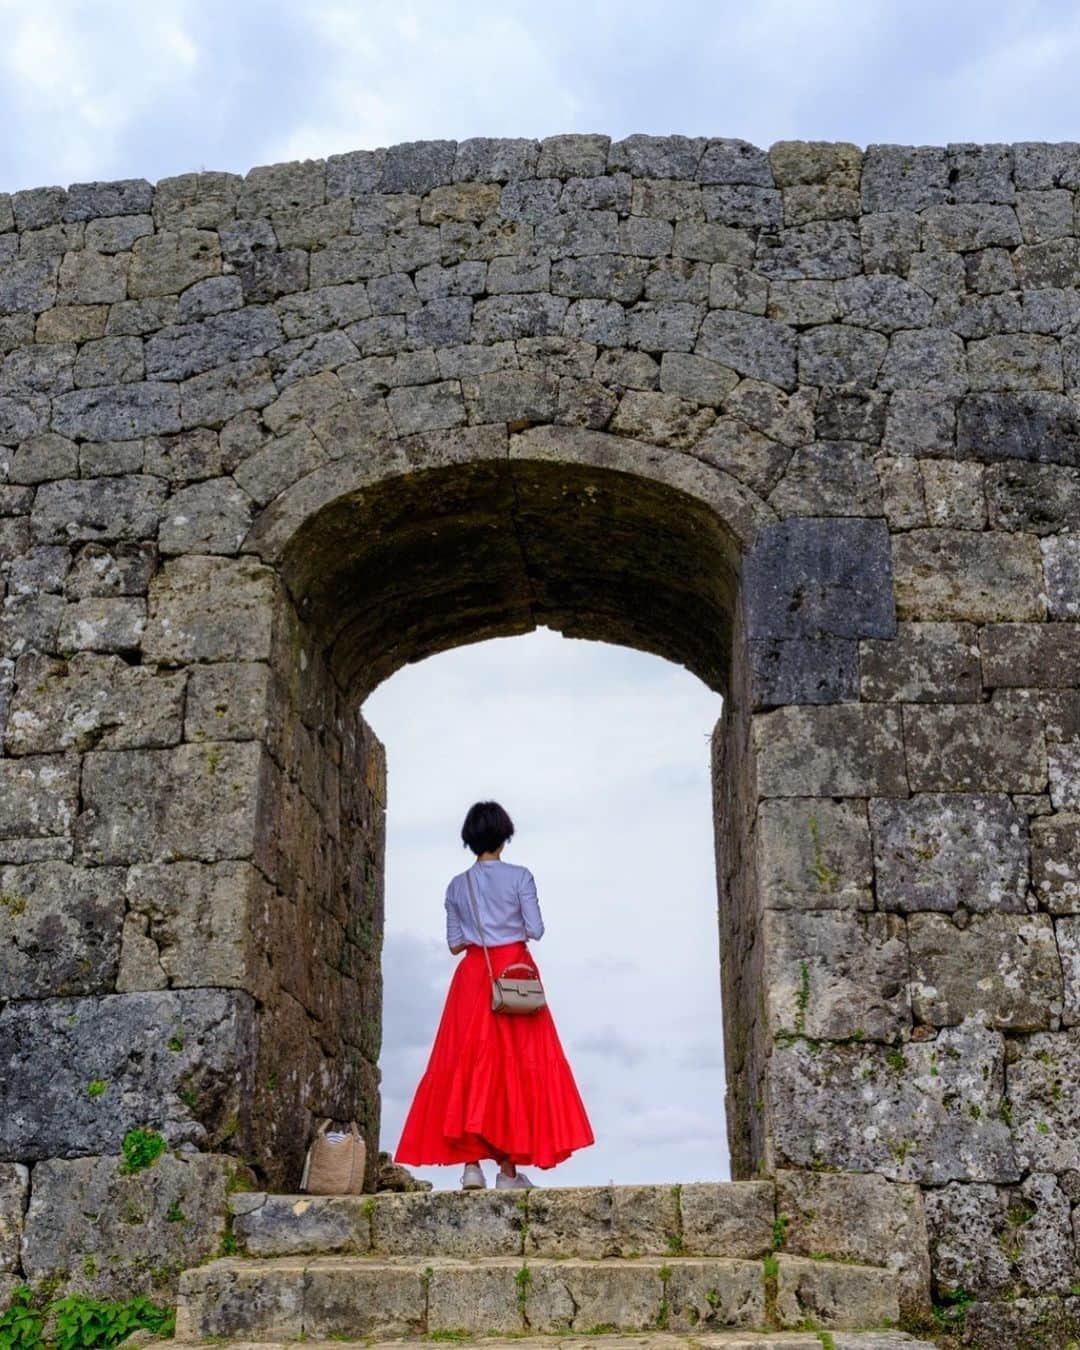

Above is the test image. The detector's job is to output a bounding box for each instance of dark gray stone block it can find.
[743,518,897,640]
[748,636,858,708]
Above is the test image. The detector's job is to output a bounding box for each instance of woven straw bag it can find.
[299,1118,366,1194]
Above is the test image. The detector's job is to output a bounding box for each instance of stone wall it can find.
[0,134,1078,1343]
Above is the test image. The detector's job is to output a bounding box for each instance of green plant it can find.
[167,1033,184,1052]
[166,1201,187,1223]
[86,1079,107,1098]
[50,1293,175,1349]
[0,890,27,916]
[763,1254,779,1279]
[118,1127,166,1175]
[772,1213,790,1251]
[885,1047,906,1073]
[218,1230,240,1256]
[794,962,811,1035]
[932,1286,973,1329]
[816,1333,837,1350]
[808,816,839,892]
[0,1286,44,1349]
[514,1263,531,1315]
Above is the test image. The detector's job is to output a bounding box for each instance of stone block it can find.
[8,431,79,483]
[21,1152,234,1298]
[860,622,981,703]
[180,357,278,427]
[775,1255,899,1332]
[1041,535,1080,619]
[957,390,1080,466]
[756,797,873,911]
[410,1261,514,1334]
[232,1193,369,1256]
[145,308,282,382]
[185,661,271,741]
[525,1259,661,1332]
[1031,812,1080,913]
[902,704,1046,792]
[747,636,859,707]
[143,556,277,663]
[769,1019,1018,1183]
[861,145,948,212]
[1008,1029,1080,1172]
[372,1190,522,1256]
[77,742,263,864]
[0,1164,28,1274]
[664,1258,766,1330]
[128,229,222,298]
[798,324,887,385]
[120,860,260,990]
[678,1181,773,1258]
[987,461,1080,533]
[920,459,986,529]
[879,328,966,393]
[909,912,1062,1030]
[767,441,882,517]
[0,987,254,1160]
[176,1257,308,1340]
[696,310,797,388]
[609,390,714,448]
[537,134,610,179]
[980,623,1080,688]
[777,1169,930,1316]
[30,474,165,547]
[605,1183,680,1256]
[525,1186,612,1257]
[0,859,124,997]
[0,754,78,862]
[892,529,1045,622]
[869,793,1028,914]
[57,596,146,652]
[57,249,129,304]
[744,518,896,641]
[159,477,253,555]
[385,380,465,434]
[1049,738,1080,809]
[753,705,908,797]
[624,299,704,352]
[66,541,156,598]
[967,333,1062,391]
[765,909,910,1041]
[1058,916,1080,1024]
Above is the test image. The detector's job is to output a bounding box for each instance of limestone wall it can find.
[0,135,1078,1342]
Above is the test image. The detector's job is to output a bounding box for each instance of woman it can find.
[395,800,594,1190]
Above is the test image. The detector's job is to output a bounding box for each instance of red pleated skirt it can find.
[394,942,595,1169]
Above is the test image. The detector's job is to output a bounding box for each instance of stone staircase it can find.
[172,1183,936,1348]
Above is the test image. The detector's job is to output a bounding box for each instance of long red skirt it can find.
[394,942,594,1169]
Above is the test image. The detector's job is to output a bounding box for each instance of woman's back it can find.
[446,859,545,947]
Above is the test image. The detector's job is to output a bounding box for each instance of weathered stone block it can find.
[748,636,858,707]
[860,621,981,704]
[744,518,896,640]
[0,859,123,997]
[120,860,260,990]
[775,1255,899,1332]
[159,477,253,555]
[373,1190,522,1256]
[753,705,907,797]
[987,461,1080,533]
[1031,812,1080,913]
[180,357,278,427]
[777,1170,930,1316]
[677,1181,773,1257]
[869,793,1028,914]
[426,1261,521,1333]
[231,1193,368,1256]
[756,797,873,911]
[57,596,146,652]
[767,441,881,517]
[957,390,1080,466]
[1008,1028,1080,1172]
[664,1258,766,1330]
[525,1186,612,1257]
[0,754,78,862]
[902,704,1046,792]
[176,1257,308,1340]
[861,145,948,212]
[766,909,910,1041]
[0,1164,28,1274]
[1049,737,1080,809]
[696,310,797,387]
[525,1259,661,1332]
[143,556,276,663]
[980,623,1080,689]
[0,988,254,1160]
[1041,535,1080,619]
[128,229,222,298]
[909,912,1062,1030]
[892,529,1045,622]
[77,742,262,864]
[769,1019,1017,1183]
[21,1152,235,1298]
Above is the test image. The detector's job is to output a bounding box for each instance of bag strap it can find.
[464,865,496,984]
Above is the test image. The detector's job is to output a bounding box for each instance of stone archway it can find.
[237,423,771,1188]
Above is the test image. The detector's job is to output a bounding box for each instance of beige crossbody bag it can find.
[464,865,547,1015]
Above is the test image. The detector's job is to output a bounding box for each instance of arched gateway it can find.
[0,135,1076,1344]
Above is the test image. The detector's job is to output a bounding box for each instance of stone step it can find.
[175,1254,902,1342]
[170,1334,937,1350]
[229,1182,777,1259]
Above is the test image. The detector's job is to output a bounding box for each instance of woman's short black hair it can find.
[461,801,515,855]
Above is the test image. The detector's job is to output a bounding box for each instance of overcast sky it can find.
[5,0,1080,1187]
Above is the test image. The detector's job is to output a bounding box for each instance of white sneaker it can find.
[495,1169,535,1190]
[461,1163,487,1190]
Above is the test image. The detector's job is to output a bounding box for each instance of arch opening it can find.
[244,433,762,1189]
